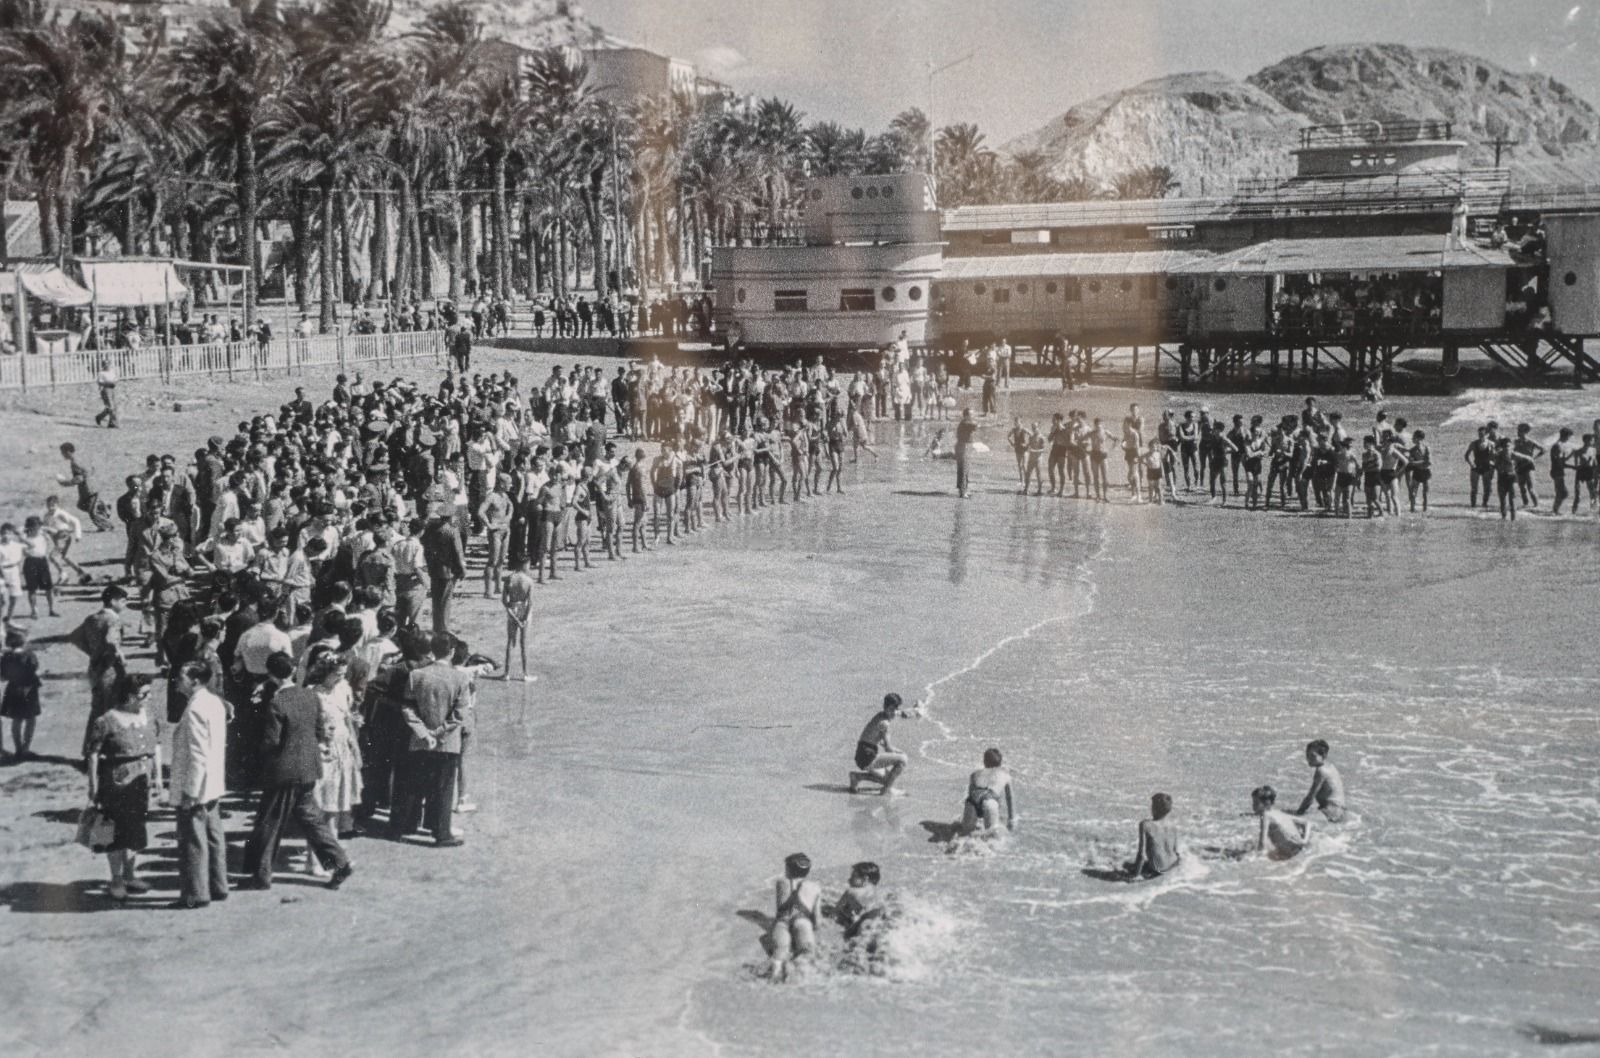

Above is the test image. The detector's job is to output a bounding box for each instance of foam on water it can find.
[1442,387,1599,441]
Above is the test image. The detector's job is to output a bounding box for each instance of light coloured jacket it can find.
[171,688,228,803]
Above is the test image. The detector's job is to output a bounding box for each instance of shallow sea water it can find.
[678,386,1600,1058]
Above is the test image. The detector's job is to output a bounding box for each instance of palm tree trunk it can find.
[393,176,411,305]
[292,189,311,313]
[372,189,388,304]
[38,186,56,260]
[319,173,337,333]
[411,179,427,299]
[238,132,258,326]
[555,210,568,299]
[490,149,508,300]
[336,186,353,306]
[445,158,463,301]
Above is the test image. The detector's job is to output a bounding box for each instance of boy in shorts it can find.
[1125,792,1180,879]
[500,558,535,680]
[1252,785,1312,859]
[849,693,908,796]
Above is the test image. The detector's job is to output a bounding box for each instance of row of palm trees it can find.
[0,0,1178,333]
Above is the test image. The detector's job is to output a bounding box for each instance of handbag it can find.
[74,804,117,851]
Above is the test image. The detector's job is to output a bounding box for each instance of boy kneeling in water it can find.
[767,852,822,982]
[849,694,909,795]
[1252,785,1312,859]
[961,747,1015,834]
[1124,792,1180,879]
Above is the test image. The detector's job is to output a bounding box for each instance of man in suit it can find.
[239,651,353,890]
[391,633,467,847]
[169,659,231,909]
[422,513,465,636]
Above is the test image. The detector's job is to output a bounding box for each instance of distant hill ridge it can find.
[1001,42,1600,194]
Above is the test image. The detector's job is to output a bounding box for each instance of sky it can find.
[580,0,1600,146]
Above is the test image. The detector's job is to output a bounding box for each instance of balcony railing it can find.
[1297,120,1455,149]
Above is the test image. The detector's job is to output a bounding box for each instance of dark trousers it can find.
[357,709,406,818]
[177,799,230,905]
[395,577,425,629]
[242,782,349,884]
[392,750,459,842]
[430,577,456,635]
[956,446,971,495]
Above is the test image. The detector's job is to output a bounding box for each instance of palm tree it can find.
[409,1,484,302]
[888,107,931,173]
[935,122,998,207]
[804,121,866,177]
[165,0,285,325]
[1113,164,1179,200]
[0,0,139,261]
[519,46,591,295]
[751,97,805,236]
[1007,149,1066,203]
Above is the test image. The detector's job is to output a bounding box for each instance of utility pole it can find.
[927,50,975,193]
[610,107,624,294]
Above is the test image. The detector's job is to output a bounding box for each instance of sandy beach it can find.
[3,357,1598,1058]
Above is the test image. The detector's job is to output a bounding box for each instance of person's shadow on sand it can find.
[801,783,856,795]
[0,881,120,913]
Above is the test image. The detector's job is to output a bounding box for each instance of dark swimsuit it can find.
[855,741,879,770]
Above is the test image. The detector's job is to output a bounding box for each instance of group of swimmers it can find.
[763,699,1348,981]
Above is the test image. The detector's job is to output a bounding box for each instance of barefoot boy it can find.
[499,559,535,680]
[849,693,909,795]
[1293,739,1346,822]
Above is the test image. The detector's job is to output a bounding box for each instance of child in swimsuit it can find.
[1125,792,1180,879]
[1294,739,1346,822]
[1253,785,1311,859]
[849,694,908,795]
[961,747,1015,835]
[767,852,821,982]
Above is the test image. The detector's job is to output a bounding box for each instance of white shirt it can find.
[44,508,83,541]
[237,621,292,675]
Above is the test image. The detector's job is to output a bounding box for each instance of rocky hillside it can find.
[1002,71,1306,195]
[389,0,610,50]
[1003,43,1600,192]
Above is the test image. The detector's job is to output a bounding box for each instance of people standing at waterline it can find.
[955,410,978,499]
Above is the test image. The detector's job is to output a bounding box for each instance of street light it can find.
[927,49,975,193]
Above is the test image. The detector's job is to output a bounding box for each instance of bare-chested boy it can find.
[1252,785,1312,858]
[500,558,535,680]
[1294,739,1346,822]
[849,693,908,795]
[961,747,1016,834]
[1125,791,1180,879]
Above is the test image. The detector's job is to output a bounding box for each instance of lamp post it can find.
[927,50,975,192]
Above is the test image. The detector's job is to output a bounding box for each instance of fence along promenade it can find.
[0,329,445,390]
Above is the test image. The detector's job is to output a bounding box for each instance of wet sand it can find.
[2,365,1597,1058]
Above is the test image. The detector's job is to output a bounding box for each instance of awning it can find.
[77,260,189,307]
[1177,235,1523,275]
[939,250,1205,281]
[0,262,93,306]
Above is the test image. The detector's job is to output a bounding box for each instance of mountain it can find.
[1002,43,1600,193]
[1001,71,1306,195]
[389,0,610,50]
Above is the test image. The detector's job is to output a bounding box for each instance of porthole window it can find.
[1088,280,1102,294]
[1045,281,1058,295]
[1564,271,1578,286]
[1165,277,1180,290]
[811,188,824,201]
[1213,278,1228,293]
[866,186,879,199]
[736,288,746,304]
[974,283,987,295]
[881,286,896,302]
[1017,282,1029,295]
[1119,279,1133,293]
[908,286,923,302]
[882,186,895,199]
[851,186,864,200]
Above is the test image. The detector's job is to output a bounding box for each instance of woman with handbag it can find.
[85,676,161,902]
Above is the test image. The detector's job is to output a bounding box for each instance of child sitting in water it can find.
[767,852,822,982]
[1252,785,1312,859]
[834,861,897,974]
[1294,739,1346,822]
[1124,792,1180,879]
[961,747,1015,835]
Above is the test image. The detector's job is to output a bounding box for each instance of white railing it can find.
[0,330,445,390]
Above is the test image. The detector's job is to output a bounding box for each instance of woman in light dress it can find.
[308,652,362,874]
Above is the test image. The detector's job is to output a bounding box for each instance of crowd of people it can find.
[2,346,897,908]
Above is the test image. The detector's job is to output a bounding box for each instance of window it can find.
[851,186,864,200]
[1088,280,1102,295]
[881,286,897,303]
[882,185,895,199]
[866,186,879,199]
[908,285,923,302]
[774,289,808,312]
[1119,278,1133,293]
[811,188,824,200]
[839,288,876,312]
[992,288,1011,304]
[1164,277,1180,291]
[974,283,987,295]
[1016,283,1029,295]
[1140,276,1158,300]
[736,288,746,304]
[1045,281,1059,295]
[1213,278,1228,293]
[1564,271,1579,286]
[1064,278,1082,302]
